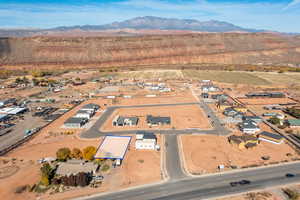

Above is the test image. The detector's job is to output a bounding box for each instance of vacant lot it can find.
[183,70,271,85]
[117,91,197,106]
[237,97,296,105]
[181,135,299,174]
[101,104,211,131]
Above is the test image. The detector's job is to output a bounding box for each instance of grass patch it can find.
[101,164,110,172]
[182,70,271,85]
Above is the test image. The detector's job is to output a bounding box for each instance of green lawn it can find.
[182,70,271,85]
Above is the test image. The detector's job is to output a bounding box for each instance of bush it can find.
[101,164,110,172]
[283,188,299,200]
[268,117,280,125]
[71,148,83,159]
[40,175,50,186]
[82,146,96,161]
[56,147,71,161]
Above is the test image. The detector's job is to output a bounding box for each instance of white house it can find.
[135,131,157,150]
[239,120,260,134]
[74,110,93,119]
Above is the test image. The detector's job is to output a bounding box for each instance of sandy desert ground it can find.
[181,135,299,174]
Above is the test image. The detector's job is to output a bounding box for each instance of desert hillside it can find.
[1,33,300,69]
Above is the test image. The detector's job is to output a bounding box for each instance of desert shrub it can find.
[40,175,50,186]
[282,188,299,200]
[101,164,110,172]
[71,148,83,159]
[268,117,280,125]
[56,147,71,161]
[82,146,96,161]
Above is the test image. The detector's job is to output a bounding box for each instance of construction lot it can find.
[101,104,211,131]
[181,135,300,174]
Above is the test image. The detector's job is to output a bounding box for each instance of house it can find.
[147,115,171,126]
[262,113,277,117]
[242,116,262,123]
[228,135,259,149]
[74,110,94,119]
[56,160,99,176]
[216,101,232,111]
[0,98,17,107]
[211,94,228,102]
[222,113,243,124]
[135,131,157,150]
[201,85,220,92]
[239,120,260,134]
[0,107,28,115]
[0,114,9,122]
[246,92,285,98]
[113,116,139,126]
[258,131,284,144]
[223,107,238,117]
[64,117,88,128]
[81,103,100,112]
[286,119,300,128]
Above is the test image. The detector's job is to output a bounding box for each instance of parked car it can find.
[93,175,104,181]
[230,180,251,187]
[239,180,251,185]
[286,173,295,178]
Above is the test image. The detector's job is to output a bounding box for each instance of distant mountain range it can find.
[0,16,286,37]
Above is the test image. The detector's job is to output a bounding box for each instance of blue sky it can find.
[1,0,300,32]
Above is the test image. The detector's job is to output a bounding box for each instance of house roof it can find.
[243,116,262,121]
[64,117,86,124]
[147,115,170,124]
[240,120,258,129]
[136,131,157,140]
[116,116,139,125]
[287,119,300,126]
[259,131,283,141]
[56,160,98,176]
[228,135,258,144]
[81,103,100,109]
[77,110,92,114]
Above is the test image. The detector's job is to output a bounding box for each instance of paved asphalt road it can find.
[80,101,230,138]
[165,135,187,180]
[79,162,300,200]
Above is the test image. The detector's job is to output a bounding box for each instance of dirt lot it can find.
[237,97,296,105]
[181,135,299,174]
[101,104,211,131]
[116,91,197,106]
[216,191,278,200]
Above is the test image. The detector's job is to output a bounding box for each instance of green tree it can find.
[31,70,45,78]
[71,148,83,159]
[40,175,49,186]
[268,117,280,125]
[56,147,71,161]
[40,163,54,186]
[82,146,96,161]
